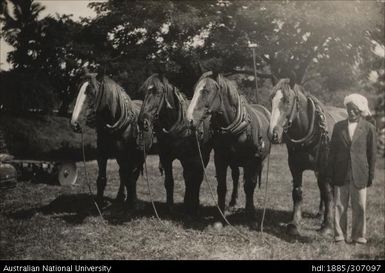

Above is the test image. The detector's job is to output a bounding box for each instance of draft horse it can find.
[187,72,271,228]
[138,74,241,216]
[269,79,347,235]
[71,72,148,209]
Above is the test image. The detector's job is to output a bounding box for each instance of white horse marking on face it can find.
[71,81,89,125]
[269,90,283,135]
[186,80,205,122]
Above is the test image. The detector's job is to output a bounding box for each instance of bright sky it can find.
[0,0,99,71]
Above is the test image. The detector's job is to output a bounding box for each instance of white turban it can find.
[343,93,371,117]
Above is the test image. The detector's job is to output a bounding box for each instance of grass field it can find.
[0,145,384,260]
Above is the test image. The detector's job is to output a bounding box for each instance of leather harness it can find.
[283,87,329,149]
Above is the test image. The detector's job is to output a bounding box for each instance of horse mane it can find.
[216,73,239,105]
[100,76,137,124]
[193,71,215,91]
[295,84,327,110]
[140,73,183,99]
[138,73,161,95]
[160,76,177,104]
[102,76,132,102]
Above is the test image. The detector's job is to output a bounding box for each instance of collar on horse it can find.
[195,72,249,137]
[284,87,327,147]
[156,87,190,138]
[94,77,135,134]
[162,89,190,137]
[217,92,250,136]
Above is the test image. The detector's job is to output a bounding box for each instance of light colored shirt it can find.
[348,121,358,139]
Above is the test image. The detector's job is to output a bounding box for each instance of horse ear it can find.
[212,69,219,79]
[81,67,97,79]
[289,72,297,89]
[197,61,205,75]
[294,84,305,94]
[215,73,222,83]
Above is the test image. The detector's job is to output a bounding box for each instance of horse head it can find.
[70,72,100,132]
[186,72,222,128]
[138,74,176,132]
[269,78,302,143]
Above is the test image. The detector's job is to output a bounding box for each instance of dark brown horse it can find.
[138,74,241,215]
[187,72,271,227]
[70,73,148,209]
[269,79,347,235]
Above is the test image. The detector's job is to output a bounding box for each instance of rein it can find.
[80,130,105,225]
[145,84,189,138]
[194,131,250,243]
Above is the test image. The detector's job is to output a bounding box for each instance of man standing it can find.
[327,94,377,244]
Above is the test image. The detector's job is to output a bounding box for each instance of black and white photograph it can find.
[0,0,384,263]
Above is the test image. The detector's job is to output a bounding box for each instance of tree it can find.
[1,1,89,113]
[0,0,44,70]
[36,15,88,115]
[86,0,383,100]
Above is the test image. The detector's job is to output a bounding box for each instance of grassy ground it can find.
[0,145,384,260]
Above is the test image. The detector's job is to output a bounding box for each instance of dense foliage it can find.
[0,0,383,112]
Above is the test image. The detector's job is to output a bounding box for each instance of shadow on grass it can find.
[105,200,314,243]
[224,207,314,244]
[7,193,113,224]
[7,194,313,243]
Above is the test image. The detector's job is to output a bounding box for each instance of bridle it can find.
[280,86,317,145]
[195,77,249,136]
[195,79,222,128]
[142,80,190,137]
[282,87,300,133]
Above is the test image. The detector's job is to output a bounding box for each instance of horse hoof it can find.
[249,222,259,231]
[286,223,300,236]
[316,212,324,219]
[165,203,175,213]
[114,196,125,204]
[213,221,223,231]
[245,208,258,220]
[183,214,197,224]
[124,201,136,211]
[318,226,333,237]
[95,197,106,208]
[134,201,145,211]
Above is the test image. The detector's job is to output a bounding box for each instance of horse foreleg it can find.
[288,168,303,236]
[181,158,203,218]
[125,165,140,210]
[314,172,325,218]
[96,156,108,205]
[160,155,174,210]
[229,165,240,208]
[214,152,228,220]
[244,162,259,220]
[318,176,334,236]
[117,158,139,210]
[316,178,326,219]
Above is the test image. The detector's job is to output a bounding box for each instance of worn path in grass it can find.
[1,145,384,259]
